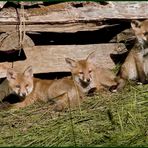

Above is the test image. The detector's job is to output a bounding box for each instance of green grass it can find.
[0,83,147,147]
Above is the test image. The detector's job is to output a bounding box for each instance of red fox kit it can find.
[0,66,89,111]
[0,51,119,111]
[116,20,148,91]
[65,52,118,92]
[131,20,148,49]
[0,66,33,101]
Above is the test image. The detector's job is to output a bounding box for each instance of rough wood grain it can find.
[0,2,148,33]
[11,43,126,74]
[0,32,35,51]
[0,24,117,33]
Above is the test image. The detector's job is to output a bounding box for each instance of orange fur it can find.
[0,66,86,111]
[116,20,148,91]
[65,52,118,93]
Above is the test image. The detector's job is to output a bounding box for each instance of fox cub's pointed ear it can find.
[65,58,77,68]
[7,68,17,81]
[24,66,33,77]
[131,20,141,30]
[87,51,96,64]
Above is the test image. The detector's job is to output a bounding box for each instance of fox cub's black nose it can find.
[87,78,90,82]
[22,93,26,97]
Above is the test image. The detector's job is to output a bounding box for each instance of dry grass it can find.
[0,83,147,147]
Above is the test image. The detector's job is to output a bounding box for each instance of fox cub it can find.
[0,52,118,111]
[116,20,148,91]
[65,52,118,92]
[0,66,33,101]
[0,66,90,111]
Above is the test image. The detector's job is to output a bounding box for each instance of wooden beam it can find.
[0,24,117,33]
[0,2,148,33]
[11,43,126,74]
[0,32,35,51]
[0,2,148,23]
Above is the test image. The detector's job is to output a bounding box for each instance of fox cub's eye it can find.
[144,32,148,36]
[89,70,92,73]
[79,71,83,74]
[25,84,29,88]
[15,85,20,88]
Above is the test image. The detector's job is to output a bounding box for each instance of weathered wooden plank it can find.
[12,43,126,74]
[0,24,117,33]
[0,2,148,24]
[0,1,43,9]
[0,2,147,33]
[0,32,35,51]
